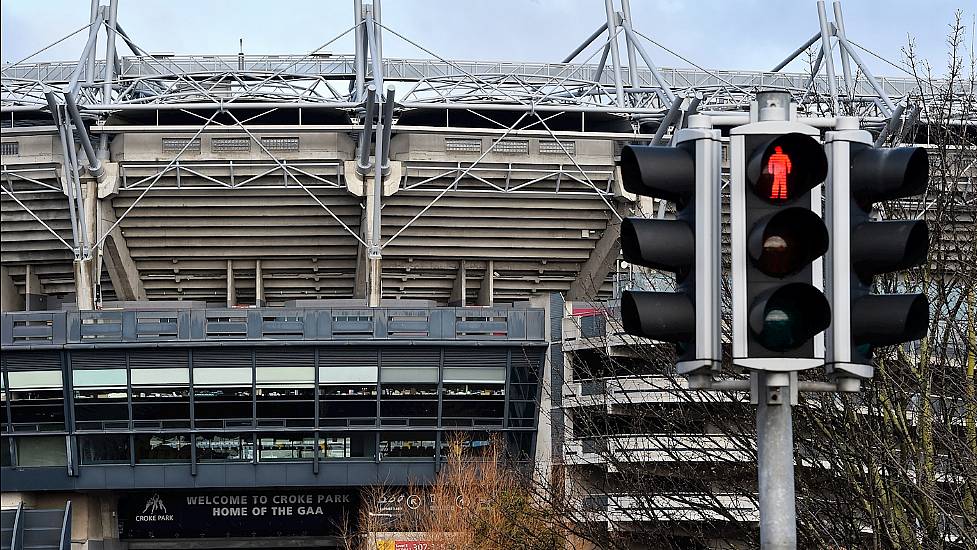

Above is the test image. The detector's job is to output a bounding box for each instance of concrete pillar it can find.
[0,265,24,312]
[226,261,236,308]
[25,265,48,311]
[530,293,555,486]
[476,260,494,306]
[255,260,265,307]
[449,262,467,307]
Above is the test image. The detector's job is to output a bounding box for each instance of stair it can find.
[0,504,70,550]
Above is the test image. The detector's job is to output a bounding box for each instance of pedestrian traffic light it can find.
[824,121,930,378]
[619,117,722,374]
[731,115,831,370]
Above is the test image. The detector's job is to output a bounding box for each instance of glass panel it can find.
[193,367,251,386]
[380,366,438,384]
[443,383,505,397]
[318,366,377,384]
[380,431,436,459]
[73,369,127,388]
[256,366,313,386]
[440,431,494,457]
[443,366,505,383]
[7,371,62,389]
[9,389,65,431]
[134,434,192,463]
[319,433,376,459]
[195,433,254,462]
[131,368,190,386]
[193,385,252,427]
[79,434,130,464]
[15,436,67,466]
[132,386,190,427]
[255,387,314,426]
[257,433,317,461]
[74,385,129,428]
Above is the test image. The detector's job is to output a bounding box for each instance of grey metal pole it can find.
[603,0,625,107]
[770,31,822,73]
[834,33,896,113]
[874,102,906,147]
[114,23,148,56]
[753,92,797,549]
[681,91,703,128]
[651,94,683,145]
[831,2,854,95]
[45,92,82,260]
[69,7,105,98]
[364,5,384,92]
[620,23,676,103]
[816,0,840,114]
[756,371,797,550]
[592,43,611,87]
[373,0,382,62]
[85,0,100,87]
[353,0,365,100]
[380,86,395,176]
[561,23,609,64]
[63,92,104,179]
[98,0,119,158]
[357,86,377,174]
[620,0,640,87]
[896,104,921,145]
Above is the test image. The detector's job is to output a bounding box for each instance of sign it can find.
[119,490,358,539]
[376,541,432,550]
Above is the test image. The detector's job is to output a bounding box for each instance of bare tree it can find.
[540,11,976,550]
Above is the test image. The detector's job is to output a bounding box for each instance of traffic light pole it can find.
[751,93,799,550]
[755,371,797,550]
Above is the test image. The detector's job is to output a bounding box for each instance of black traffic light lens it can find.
[850,145,929,207]
[620,144,695,204]
[621,290,695,343]
[748,283,830,351]
[621,217,694,275]
[746,133,828,204]
[852,293,929,346]
[851,220,929,280]
[748,208,829,277]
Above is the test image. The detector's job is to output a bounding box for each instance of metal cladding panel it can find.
[163,464,195,486]
[132,465,166,488]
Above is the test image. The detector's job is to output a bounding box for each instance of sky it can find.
[1,1,972,77]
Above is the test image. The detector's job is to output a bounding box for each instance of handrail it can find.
[10,501,24,550]
[58,501,72,550]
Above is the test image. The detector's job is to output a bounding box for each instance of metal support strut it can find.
[755,371,798,550]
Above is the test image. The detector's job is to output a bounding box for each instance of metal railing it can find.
[1,306,546,347]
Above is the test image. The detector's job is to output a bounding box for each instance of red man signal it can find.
[767,145,792,200]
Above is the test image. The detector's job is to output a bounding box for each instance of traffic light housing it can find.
[824,122,930,378]
[619,119,722,375]
[731,119,831,370]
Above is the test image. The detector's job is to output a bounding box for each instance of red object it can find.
[766,146,793,200]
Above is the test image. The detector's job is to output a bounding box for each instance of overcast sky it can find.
[2,1,971,77]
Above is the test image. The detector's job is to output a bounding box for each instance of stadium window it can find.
[380,431,436,459]
[131,368,190,429]
[6,370,65,432]
[14,436,67,467]
[79,434,131,464]
[195,433,254,462]
[73,369,129,430]
[257,433,318,461]
[192,367,253,428]
[134,433,191,463]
